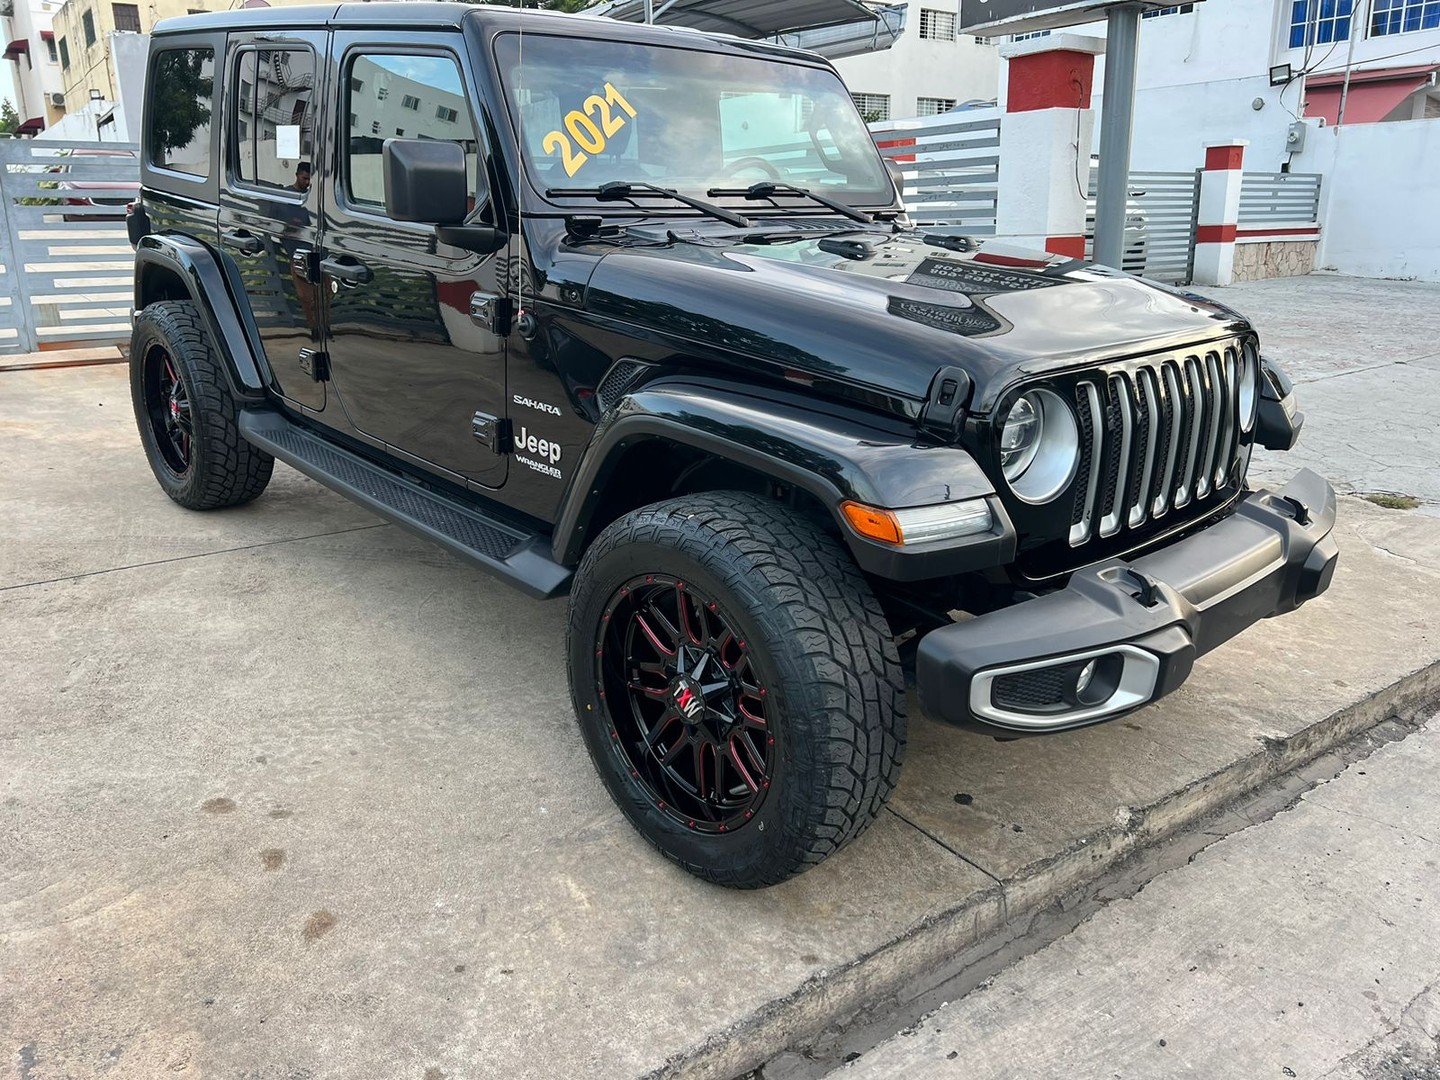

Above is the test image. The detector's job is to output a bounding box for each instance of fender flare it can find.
[552,380,1014,580]
[133,234,269,402]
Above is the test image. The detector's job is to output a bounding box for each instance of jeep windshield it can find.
[493,33,894,212]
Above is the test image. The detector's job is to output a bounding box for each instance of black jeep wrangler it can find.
[128,3,1337,888]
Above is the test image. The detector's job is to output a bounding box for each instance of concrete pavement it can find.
[3,274,1440,1080]
[1218,275,1440,516]
[825,713,1440,1080]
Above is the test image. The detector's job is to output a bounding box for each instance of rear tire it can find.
[131,300,273,510]
[567,491,906,888]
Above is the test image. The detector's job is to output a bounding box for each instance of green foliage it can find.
[0,99,18,136]
[151,50,213,156]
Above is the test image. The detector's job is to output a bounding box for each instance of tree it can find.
[0,99,19,136]
[150,51,213,156]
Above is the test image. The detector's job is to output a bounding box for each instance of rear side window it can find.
[233,48,316,192]
[149,47,216,178]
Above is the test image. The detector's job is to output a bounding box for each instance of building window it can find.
[82,9,96,46]
[350,77,363,92]
[112,3,141,32]
[919,8,956,41]
[58,35,69,68]
[917,96,956,115]
[371,120,380,134]
[1289,0,1354,47]
[45,36,57,62]
[395,127,404,136]
[401,93,420,110]
[851,92,890,121]
[1142,3,1195,18]
[148,47,215,178]
[435,105,457,122]
[1371,0,1440,35]
[1010,29,1051,41]
[377,85,388,100]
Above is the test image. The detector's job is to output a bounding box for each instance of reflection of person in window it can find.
[292,161,311,193]
[279,161,320,335]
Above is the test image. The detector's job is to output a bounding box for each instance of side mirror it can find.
[382,138,483,224]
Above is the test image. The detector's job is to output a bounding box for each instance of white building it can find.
[1,0,68,134]
[1041,0,1440,171]
[831,1,1000,121]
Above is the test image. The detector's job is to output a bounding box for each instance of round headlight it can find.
[1000,389,1080,504]
[1238,343,1259,432]
[1000,393,1042,480]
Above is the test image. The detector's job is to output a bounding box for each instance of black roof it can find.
[151,0,821,62]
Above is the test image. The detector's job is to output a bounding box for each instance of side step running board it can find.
[239,408,572,600]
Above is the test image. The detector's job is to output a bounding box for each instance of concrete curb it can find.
[648,657,1440,1080]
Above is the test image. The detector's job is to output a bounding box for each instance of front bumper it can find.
[915,469,1338,735]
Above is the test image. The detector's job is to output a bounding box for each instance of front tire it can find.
[567,492,906,888]
[130,300,273,510]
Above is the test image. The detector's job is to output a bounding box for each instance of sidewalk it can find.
[827,713,1440,1080]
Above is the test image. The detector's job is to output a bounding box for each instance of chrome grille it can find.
[1068,344,1244,547]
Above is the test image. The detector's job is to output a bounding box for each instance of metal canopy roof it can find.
[589,0,881,38]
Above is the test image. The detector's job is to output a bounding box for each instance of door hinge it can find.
[291,248,321,284]
[469,291,514,336]
[298,347,329,382]
[472,412,512,454]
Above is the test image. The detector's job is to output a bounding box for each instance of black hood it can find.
[581,230,1252,416]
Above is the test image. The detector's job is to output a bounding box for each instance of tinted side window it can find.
[149,47,215,178]
[344,52,477,209]
[233,48,316,192]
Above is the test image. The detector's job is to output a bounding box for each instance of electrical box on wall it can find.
[1286,121,1307,152]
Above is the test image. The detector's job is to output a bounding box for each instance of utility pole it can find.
[1094,2,1143,269]
[643,0,654,22]
[1336,0,1366,126]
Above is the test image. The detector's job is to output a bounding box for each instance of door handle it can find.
[319,257,373,286]
[221,229,264,255]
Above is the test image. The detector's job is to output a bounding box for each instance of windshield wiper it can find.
[706,182,872,225]
[546,181,751,229]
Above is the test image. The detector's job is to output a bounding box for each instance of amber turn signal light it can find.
[841,501,903,545]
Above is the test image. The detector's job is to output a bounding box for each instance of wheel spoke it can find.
[626,679,668,699]
[727,737,759,792]
[644,600,682,651]
[634,613,675,658]
[644,710,680,749]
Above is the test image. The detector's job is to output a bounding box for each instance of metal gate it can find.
[0,138,139,354]
[1087,168,1202,284]
[872,112,1002,234]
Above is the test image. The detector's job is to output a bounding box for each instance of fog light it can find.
[1075,659,1096,695]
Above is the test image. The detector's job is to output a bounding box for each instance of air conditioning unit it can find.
[49,92,66,108]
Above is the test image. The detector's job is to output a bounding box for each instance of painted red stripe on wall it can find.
[1204,145,1245,171]
[1195,224,1238,244]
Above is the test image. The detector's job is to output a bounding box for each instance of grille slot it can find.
[1067,343,1242,547]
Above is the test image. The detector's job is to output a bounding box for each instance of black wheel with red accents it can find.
[131,300,273,510]
[568,491,906,888]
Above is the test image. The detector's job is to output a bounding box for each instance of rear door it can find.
[217,30,328,414]
[316,31,508,490]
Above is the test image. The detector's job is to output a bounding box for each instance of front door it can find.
[217,30,328,414]
[317,34,508,490]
